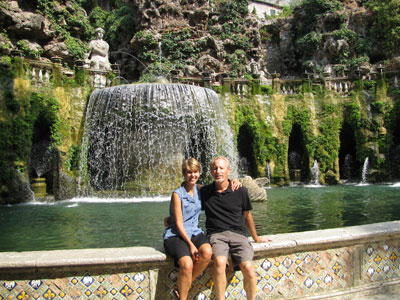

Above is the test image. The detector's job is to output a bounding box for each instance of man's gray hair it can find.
[210,156,230,169]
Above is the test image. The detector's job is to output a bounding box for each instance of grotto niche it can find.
[288,123,310,183]
[237,124,257,178]
[28,114,56,198]
[390,114,400,180]
[338,122,360,182]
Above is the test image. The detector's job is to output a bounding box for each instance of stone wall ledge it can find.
[253,220,400,255]
[0,247,166,271]
[1,221,400,272]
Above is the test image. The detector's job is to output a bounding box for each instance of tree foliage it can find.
[366,0,400,58]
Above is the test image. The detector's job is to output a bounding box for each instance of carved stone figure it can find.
[85,28,111,71]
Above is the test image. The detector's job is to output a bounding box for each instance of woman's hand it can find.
[189,243,199,261]
[231,178,242,191]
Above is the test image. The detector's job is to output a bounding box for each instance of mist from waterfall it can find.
[78,83,237,196]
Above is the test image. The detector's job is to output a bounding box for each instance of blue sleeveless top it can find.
[163,183,203,240]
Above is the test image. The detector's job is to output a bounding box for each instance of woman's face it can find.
[184,168,200,185]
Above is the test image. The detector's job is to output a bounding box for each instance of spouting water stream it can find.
[361,157,369,185]
[79,83,237,196]
[265,162,271,188]
[311,160,320,186]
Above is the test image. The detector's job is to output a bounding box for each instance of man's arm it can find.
[243,210,272,243]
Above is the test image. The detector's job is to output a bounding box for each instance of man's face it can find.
[211,158,230,184]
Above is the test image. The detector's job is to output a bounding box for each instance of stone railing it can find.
[24,59,54,87]
[1,221,400,299]
[14,53,400,95]
[176,73,252,95]
[12,54,116,89]
[279,79,303,95]
[324,77,353,94]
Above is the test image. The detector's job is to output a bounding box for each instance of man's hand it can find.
[254,236,272,243]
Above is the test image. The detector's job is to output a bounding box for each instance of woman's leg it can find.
[192,243,212,280]
[177,256,194,300]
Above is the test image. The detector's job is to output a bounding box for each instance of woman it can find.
[163,158,212,300]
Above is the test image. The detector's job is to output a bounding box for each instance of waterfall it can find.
[361,157,369,185]
[311,160,320,185]
[79,83,237,196]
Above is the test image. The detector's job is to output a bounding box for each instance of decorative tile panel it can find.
[253,247,353,299]
[163,246,354,299]
[0,271,150,300]
[362,240,400,282]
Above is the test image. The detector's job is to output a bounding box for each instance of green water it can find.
[1,184,399,252]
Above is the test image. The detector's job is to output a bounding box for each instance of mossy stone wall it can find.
[220,79,397,186]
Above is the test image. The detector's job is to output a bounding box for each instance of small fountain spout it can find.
[311,160,320,186]
[265,162,271,188]
[360,157,369,185]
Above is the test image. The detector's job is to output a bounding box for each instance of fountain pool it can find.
[1,184,399,252]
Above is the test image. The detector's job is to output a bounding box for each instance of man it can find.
[200,156,271,300]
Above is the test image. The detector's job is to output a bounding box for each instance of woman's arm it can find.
[172,192,198,259]
[231,178,242,191]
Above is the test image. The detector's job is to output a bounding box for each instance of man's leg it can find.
[210,232,231,300]
[239,261,257,300]
[229,232,256,299]
[213,256,228,300]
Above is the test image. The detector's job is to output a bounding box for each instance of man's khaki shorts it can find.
[210,230,254,270]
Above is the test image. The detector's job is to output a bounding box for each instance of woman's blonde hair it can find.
[182,158,201,175]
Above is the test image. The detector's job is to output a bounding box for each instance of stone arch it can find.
[338,122,359,181]
[288,123,310,183]
[237,124,257,178]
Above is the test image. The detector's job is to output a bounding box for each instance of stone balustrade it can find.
[13,55,115,89]
[279,79,303,95]
[231,79,250,95]
[325,77,352,94]
[1,221,400,299]
[24,59,53,87]
[12,54,400,95]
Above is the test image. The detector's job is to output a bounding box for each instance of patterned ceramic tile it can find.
[0,271,150,300]
[253,247,353,299]
[362,240,400,282]
[163,246,354,299]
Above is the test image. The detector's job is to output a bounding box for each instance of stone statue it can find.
[85,28,111,71]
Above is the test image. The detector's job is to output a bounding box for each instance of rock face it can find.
[240,176,267,202]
